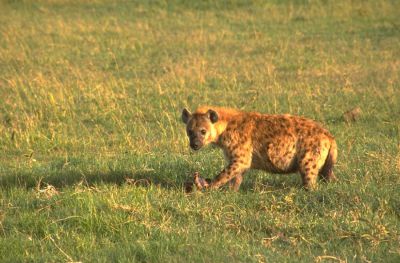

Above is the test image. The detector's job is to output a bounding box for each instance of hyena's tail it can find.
[319,139,338,182]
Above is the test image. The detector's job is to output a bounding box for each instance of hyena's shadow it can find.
[0,162,193,191]
[0,158,305,192]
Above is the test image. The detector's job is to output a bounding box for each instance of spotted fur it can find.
[182,106,337,190]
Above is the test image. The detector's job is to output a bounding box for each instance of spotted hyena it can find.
[182,106,337,191]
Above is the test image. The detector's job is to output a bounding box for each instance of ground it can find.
[0,0,399,262]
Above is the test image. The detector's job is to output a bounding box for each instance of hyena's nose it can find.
[190,141,201,150]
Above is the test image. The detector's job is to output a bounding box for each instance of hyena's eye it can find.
[200,129,207,135]
[188,130,194,136]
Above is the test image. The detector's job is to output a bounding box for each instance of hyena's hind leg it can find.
[298,141,331,190]
[319,156,337,182]
[300,167,319,190]
[319,140,338,182]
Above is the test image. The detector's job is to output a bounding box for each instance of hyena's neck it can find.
[212,121,228,144]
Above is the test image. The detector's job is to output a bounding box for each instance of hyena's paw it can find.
[229,175,243,192]
[301,172,318,191]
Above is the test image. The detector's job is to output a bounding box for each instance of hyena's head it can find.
[181,108,219,151]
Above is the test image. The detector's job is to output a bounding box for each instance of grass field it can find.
[1,0,400,262]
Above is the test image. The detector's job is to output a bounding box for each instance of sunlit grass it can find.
[0,0,399,262]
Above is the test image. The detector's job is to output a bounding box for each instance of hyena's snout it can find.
[189,136,203,150]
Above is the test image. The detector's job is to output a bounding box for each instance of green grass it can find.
[1,0,400,262]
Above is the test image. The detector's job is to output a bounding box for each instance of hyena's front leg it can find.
[229,174,243,191]
[209,158,250,190]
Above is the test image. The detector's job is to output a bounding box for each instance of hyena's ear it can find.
[181,108,192,124]
[207,109,218,123]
